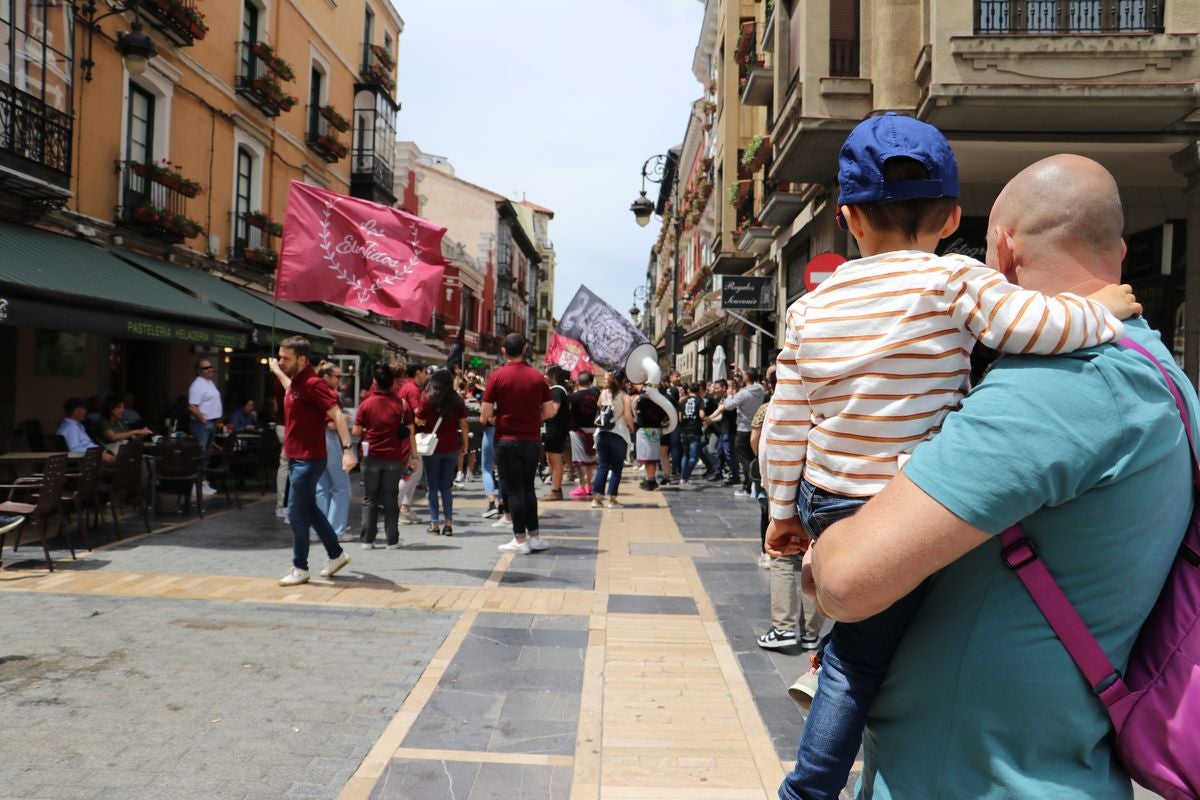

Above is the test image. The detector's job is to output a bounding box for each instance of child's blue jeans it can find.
[778,480,928,800]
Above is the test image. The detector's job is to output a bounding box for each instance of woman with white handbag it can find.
[414,369,469,536]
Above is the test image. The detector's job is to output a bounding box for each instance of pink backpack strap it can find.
[999,337,1195,718]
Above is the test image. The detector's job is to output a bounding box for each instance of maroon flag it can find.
[275,182,446,324]
[544,332,595,379]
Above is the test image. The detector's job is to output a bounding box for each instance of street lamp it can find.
[629,304,641,325]
[80,0,159,82]
[629,151,682,356]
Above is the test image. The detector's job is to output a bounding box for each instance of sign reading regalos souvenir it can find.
[804,252,847,292]
[721,276,773,310]
[274,182,447,325]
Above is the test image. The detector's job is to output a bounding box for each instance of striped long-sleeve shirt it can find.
[762,250,1124,519]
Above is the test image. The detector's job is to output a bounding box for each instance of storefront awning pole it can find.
[725,311,774,340]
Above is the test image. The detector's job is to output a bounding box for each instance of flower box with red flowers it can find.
[244,211,283,237]
[312,133,348,162]
[370,44,396,72]
[251,41,295,82]
[242,247,278,266]
[131,160,203,198]
[319,104,351,133]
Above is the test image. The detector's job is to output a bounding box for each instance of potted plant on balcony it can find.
[365,61,396,92]
[370,44,396,72]
[174,3,208,39]
[741,135,771,173]
[131,159,203,198]
[245,211,283,237]
[315,133,348,161]
[242,247,278,266]
[319,104,351,133]
[251,41,295,81]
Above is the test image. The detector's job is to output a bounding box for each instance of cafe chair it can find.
[232,431,273,494]
[204,435,241,510]
[152,442,205,518]
[61,447,106,550]
[0,453,72,571]
[100,440,151,538]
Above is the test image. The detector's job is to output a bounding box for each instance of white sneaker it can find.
[481,504,500,519]
[362,542,378,550]
[279,567,309,586]
[758,552,772,569]
[498,538,532,555]
[319,553,351,577]
[591,496,605,509]
[528,535,550,551]
[734,489,751,498]
[274,507,288,519]
[201,482,218,497]
[455,471,465,483]
[386,542,405,550]
[337,530,356,543]
[491,518,510,528]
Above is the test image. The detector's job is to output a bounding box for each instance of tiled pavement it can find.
[2,466,1152,799]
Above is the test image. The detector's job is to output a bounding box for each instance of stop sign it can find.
[804,252,847,292]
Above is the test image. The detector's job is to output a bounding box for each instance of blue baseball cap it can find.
[838,113,959,205]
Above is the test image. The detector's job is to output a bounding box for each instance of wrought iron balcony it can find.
[116,160,204,243]
[235,41,297,118]
[976,0,1164,34]
[231,211,280,271]
[0,87,73,200]
[140,0,207,48]
[350,151,395,204]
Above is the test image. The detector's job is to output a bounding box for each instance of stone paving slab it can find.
[0,592,456,800]
[367,759,571,800]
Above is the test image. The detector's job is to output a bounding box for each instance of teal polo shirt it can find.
[862,319,1195,799]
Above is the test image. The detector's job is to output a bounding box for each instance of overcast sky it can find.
[394,0,704,321]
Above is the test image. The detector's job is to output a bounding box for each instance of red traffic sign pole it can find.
[804,252,847,292]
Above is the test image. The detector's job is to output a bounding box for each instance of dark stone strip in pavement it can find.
[606,593,699,615]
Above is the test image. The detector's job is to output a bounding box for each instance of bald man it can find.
[801,156,1199,798]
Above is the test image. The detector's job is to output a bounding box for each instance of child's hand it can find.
[1087,283,1142,320]
[765,517,810,557]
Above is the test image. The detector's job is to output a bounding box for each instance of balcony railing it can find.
[359,43,396,92]
[829,38,861,77]
[235,42,297,117]
[231,211,280,271]
[0,87,73,196]
[116,160,203,243]
[976,0,1164,33]
[140,0,207,47]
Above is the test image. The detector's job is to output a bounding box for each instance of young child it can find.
[762,113,1140,800]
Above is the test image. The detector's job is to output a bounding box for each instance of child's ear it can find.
[840,204,866,239]
[939,205,963,239]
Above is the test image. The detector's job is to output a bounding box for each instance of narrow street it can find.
[0,475,850,800]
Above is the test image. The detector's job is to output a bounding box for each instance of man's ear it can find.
[993,225,1017,279]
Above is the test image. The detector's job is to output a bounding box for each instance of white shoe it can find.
[758,552,772,569]
[528,535,550,551]
[491,518,510,528]
[362,542,378,550]
[734,489,751,498]
[337,530,356,543]
[274,507,288,519]
[455,471,465,483]
[591,496,605,509]
[319,553,351,577]
[498,538,531,555]
[279,567,309,586]
[386,542,405,550]
[201,482,218,497]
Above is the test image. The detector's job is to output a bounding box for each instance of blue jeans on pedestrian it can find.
[316,428,351,534]
[718,432,738,481]
[288,458,343,571]
[680,432,702,481]
[665,427,682,476]
[481,426,497,497]
[592,432,627,497]
[778,480,928,800]
[423,452,458,525]
[191,419,216,452]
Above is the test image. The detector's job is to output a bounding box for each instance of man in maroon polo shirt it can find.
[274,336,357,586]
[396,362,428,523]
[481,333,555,555]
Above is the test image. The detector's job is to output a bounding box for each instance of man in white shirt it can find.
[188,358,223,495]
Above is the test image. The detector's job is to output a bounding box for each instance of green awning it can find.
[243,290,388,352]
[114,251,332,348]
[0,222,249,348]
